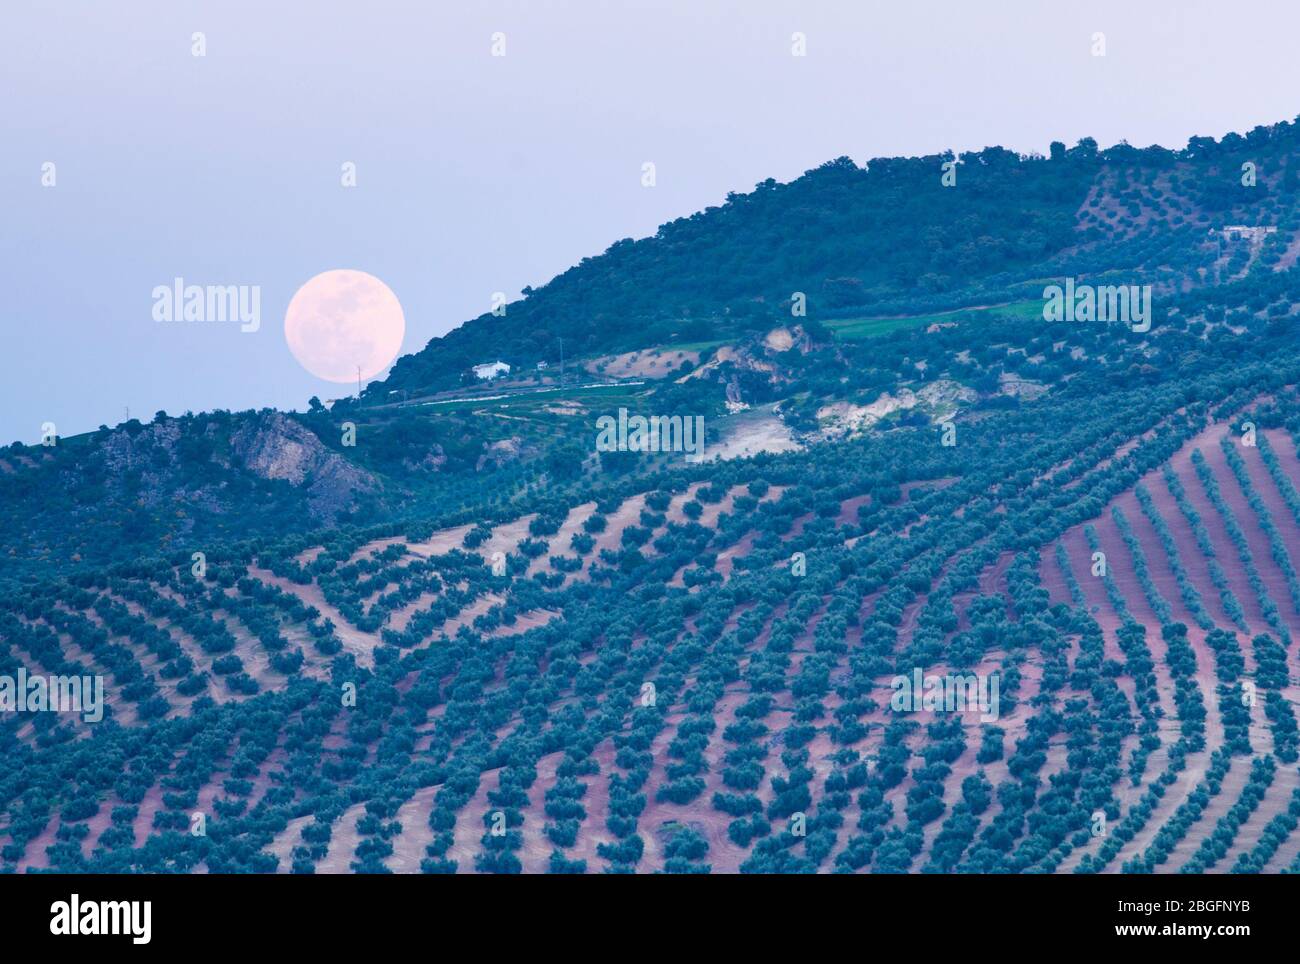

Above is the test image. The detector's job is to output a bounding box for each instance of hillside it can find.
[9,119,1300,585]
[375,120,1300,398]
[5,118,1300,874]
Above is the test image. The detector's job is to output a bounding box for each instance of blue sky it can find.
[3,0,1299,441]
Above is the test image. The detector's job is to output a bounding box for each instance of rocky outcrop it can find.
[402,446,448,473]
[814,379,978,440]
[680,325,829,408]
[476,436,537,471]
[230,412,377,519]
[762,324,823,355]
[99,420,183,475]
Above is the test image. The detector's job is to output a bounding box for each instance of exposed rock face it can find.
[914,379,980,409]
[680,344,776,383]
[763,324,822,355]
[97,420,202,511]
[815,379,978,439]
[681,326,827,407]
[230,412,377,519]
[100,420,183,474]
[999,372,1049,400]
[763,327,795,352]
[402,447,448,473]
[476,436,536,471]
[231,415,316,485]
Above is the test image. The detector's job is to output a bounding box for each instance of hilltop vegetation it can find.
[377,117,1300,397]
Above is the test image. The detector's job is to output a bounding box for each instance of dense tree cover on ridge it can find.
[375,117,1300,396]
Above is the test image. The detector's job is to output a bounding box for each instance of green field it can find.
[826,299,1042,340]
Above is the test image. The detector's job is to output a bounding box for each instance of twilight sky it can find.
[3,0,1298,441]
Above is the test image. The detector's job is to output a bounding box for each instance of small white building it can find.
[1220,225,1277,241]
[473,360,511,380]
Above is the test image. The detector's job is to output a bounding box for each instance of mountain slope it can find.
[7,113,1300,875]
[7,117,1300,587]
[375,118,1300,398]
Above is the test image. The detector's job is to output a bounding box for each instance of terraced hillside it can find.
[6,320,1300,872]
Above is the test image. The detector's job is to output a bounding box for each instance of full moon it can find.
[284,269,405,383]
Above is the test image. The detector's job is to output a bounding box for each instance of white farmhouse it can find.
[472,360,511,380]
[1220,225,1277,241]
